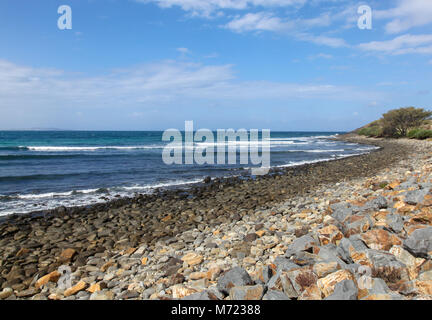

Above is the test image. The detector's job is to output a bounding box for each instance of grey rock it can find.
[404,227,432,257]
[317,244,348,268]
[325,280,358,300]
[285,234,317,257]
[404,188,430,205]
[273,256,299,273]
[386,214,404,233]
[217,267,253,295]
[362,196,388,211]
[262,290,290,300]
[331,204,354,223]
[338,236,368,263]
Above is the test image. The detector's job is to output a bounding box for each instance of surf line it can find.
[161,121,271,176]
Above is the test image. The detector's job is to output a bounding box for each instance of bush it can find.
[358,126,383,137]
[407,128,432,140]
[381,107,432,137]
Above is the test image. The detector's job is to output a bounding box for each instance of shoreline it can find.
[1,134,431,300]
[0,134,381,223]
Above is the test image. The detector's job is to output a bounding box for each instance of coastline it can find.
[1,134,431,300]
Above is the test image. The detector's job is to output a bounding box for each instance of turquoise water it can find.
[0,131,376,215]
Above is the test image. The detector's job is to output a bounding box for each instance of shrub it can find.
[381,107,432,137]
[407,128,432,140]
[358,126,383,137]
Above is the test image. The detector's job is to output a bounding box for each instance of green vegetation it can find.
[357,107,432,139]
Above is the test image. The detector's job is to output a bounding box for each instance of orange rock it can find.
[299,284,322,300]
[361,229,402,251]
[141,257,148,265]
[317,225,343,245]
[35,271,61,289]
[388,180,401,190]
[161,215,172,222]
[100,261,115,272]
[87,283,102,293]
[124,247,137,255]
[189,272,207,280]
[317,270,355,297]
[64,281,87,297]
[181,253,203,266]
[59,248,77,263]
[414,280,432,295]
[255,230,265,237]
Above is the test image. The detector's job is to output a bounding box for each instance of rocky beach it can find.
[1,134,432,300]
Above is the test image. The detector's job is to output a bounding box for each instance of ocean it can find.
[0,131,378,216]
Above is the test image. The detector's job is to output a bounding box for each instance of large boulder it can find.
[404,227,432,258]
[324,280,358,300]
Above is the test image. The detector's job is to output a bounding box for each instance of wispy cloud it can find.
[136,0,307,17]
[375,0,432,34]
[0,58,380,115]
[358,34,432,55]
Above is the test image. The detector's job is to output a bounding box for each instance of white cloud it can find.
[296,33,348,48]
[0,59,378,115]
[375,0,432,34]
[224,12,291,32]
[137,0,306,17]
[358,34,432,55]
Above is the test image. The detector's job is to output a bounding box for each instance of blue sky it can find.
[0,0,431,131]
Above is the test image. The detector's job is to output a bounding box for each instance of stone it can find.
[389,245,424,280]
[182,290,219,300]
[35,271,61,289]
[244,233,258,242]
[317,269,355,298]
[317,225,343,245]
[90,291,114,300]
[361,229,402,251]
[15,288,38,298]
[404,189,430,206]
[229,285,264,300]
[171,285,198,299]
[0,288,13,300]
[331,203,354,222]
[285,235,317,257]
[59,248,77,263]
[343,215,372,237]
[324,280,358,300]
[64,281,87,297]
[273,256,299,273]
[262,290,290,300]
[313,262,340,278]
[181,253,203,266]
[386,214,404,233]
[217,267,253,295]
[404,227,432,258]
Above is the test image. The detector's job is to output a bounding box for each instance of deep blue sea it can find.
[0,131,377,216]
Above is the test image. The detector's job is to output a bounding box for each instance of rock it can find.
[317,225,343,245]
[229,285,264,300]
[59,248,77,263]
[15,288,38,298]
[404,227,432,258]
[217,267,253,295]
[386,214,404,233]
[313,262,340,278]
[363,196,388,210]
[361,229,402,251]
[64,281,87,297]
[389,245,424,280]
[181,253,203,266]
[90,291,114,300]
[182,291,219,300]
[285,235,317,257]
[404,189,430,205]
[331,203,354,222]
[317,269,355,298]
[262,290,290,300]
[273,256,299,273]
[171,285,197,299]
[0,288,13,300]
[325,280,358,300]
[244,233,258,242]
[35,271,61,289]
[203,176,211,184]
[343,215,373,237]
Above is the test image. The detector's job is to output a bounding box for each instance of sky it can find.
[0,0,431,131]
